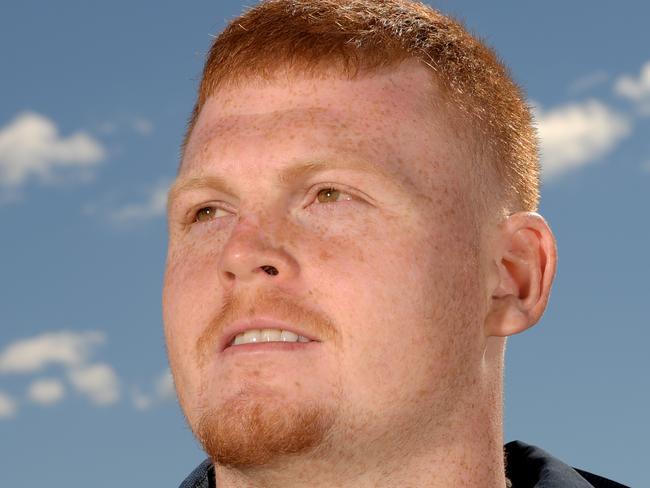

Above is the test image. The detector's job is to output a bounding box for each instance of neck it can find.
[214,388,505,488]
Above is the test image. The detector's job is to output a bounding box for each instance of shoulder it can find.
[178,458,215,488]
[176,445,629,488]
[504,440,629,488]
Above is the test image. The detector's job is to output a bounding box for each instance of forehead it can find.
[189,107,395,162]
[181,60,472,194]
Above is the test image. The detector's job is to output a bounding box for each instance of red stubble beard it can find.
[195,387,337,468]
[175,286,341,467]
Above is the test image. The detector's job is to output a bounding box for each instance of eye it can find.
[314,186,354,204]
[193,205,229,223]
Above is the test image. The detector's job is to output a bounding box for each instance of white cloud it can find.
[0,391,17,419]
[0,111,106,190]
[96,116,153,136]
[27,378,65,405]
[131,386,153,411]
[568,71,610,95]
[97,122,117,135]
[132,117,153,136]
[68,363,120,406]
[110,179,170,222]
[155,368,175,400]
[130,368,176,411]
[532,99,632,181]
[0,331,105,374]
[0,330,125,412]
[614,61,650,115]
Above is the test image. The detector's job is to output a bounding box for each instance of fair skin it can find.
[163,59,557,487]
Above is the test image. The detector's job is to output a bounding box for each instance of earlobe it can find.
[484,212,557,337]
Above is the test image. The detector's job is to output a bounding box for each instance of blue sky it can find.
[0,1,648,486]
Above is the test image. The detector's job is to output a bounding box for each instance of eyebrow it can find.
[277,159,392,185]
[167,158,402,208]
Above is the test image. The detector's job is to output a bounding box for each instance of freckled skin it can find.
[163,59,506,487]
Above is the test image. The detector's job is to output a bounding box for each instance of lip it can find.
[221,340,321,357]
[218,317,321,353]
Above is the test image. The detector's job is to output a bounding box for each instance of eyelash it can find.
[191,185,355,224]
[310,185,354,206]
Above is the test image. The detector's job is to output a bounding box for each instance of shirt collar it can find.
[179,441,618,488]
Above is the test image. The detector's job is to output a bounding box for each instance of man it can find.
[163,1,628,487]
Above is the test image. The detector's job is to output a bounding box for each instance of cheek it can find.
[324,206,482,403]
[164,245,219,331]
[164,230,230,299]
[162,241,227,399]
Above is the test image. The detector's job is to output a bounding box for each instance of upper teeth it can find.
[230,329,312,346]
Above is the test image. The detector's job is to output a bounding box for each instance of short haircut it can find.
[182,0,540,212]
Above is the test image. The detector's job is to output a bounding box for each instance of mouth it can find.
[228,328,314,347]
[222,338,321,356]
[219,318,321,353]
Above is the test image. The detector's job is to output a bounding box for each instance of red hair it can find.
[183,0,539,211]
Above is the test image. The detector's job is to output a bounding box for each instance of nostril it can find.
[261,265,279,276]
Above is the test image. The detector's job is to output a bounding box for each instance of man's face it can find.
[163,59,490,468]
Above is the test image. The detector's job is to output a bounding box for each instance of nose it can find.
[217,218,299,287]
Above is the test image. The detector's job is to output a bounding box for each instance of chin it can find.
[194,391,336,468]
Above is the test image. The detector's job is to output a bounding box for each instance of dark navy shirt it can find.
[178,440,629,487]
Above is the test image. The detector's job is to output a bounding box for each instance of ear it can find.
[484,212,557,337]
